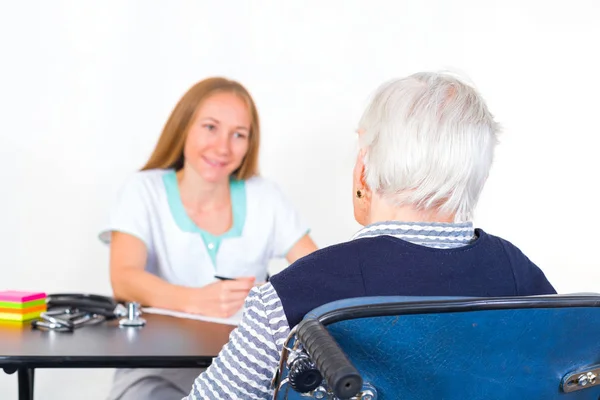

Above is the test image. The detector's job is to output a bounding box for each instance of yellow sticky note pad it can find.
[0,311,43,321]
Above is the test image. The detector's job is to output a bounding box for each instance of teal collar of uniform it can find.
[163,170,246,265]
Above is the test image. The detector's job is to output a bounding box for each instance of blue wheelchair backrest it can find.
[272,294,600,399]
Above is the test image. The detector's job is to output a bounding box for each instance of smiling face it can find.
[183,91,251,184]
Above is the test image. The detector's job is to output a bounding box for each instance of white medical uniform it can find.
[98,168,309,400]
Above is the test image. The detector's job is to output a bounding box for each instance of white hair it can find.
[358,72,500,221]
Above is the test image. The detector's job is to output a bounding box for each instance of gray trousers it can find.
[106,368,205,400]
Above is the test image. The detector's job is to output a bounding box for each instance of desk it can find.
[0,314,235,400]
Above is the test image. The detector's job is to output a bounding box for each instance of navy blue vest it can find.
[270,229,556,328]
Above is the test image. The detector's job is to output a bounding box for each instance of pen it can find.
[214,275,235,281]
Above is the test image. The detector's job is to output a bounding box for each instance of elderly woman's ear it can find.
[353,149,372,226]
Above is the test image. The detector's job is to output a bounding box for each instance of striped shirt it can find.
[183,221,475,399]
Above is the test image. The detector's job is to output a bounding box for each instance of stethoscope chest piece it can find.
[119,302,146,327]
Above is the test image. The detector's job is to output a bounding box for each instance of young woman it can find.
[99,77,317,399]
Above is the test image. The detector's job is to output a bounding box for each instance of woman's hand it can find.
[185,277,256,318]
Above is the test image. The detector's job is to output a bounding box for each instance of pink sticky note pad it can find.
[0,291,46,303]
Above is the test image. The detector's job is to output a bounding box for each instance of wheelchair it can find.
[272,294,600,399]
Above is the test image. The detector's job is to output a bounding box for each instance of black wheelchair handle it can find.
[296,319,363,399]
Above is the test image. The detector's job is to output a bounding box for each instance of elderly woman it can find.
[183,72,555,399]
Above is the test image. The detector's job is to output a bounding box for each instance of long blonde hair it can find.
[141,77,260,180]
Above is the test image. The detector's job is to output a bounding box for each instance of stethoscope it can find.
[30,293,143,332]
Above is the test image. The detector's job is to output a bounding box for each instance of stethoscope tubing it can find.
[30,293,121,331]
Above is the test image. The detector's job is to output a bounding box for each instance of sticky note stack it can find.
[0,291,47,321]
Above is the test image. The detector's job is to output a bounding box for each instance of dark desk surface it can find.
[0,314,235,369]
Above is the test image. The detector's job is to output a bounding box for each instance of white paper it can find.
[142,307,243,326]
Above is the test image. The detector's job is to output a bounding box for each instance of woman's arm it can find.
[184,283,290,399]
[286,234,318,264]
[109,231,254,317]
[109,231,187,310]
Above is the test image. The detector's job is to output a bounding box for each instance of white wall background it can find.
[1,1,598,398]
